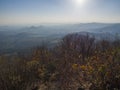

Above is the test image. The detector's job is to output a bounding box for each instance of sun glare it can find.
[74,0,86,6]
[76,0,85,4]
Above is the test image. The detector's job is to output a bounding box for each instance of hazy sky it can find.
[0,0,120,25]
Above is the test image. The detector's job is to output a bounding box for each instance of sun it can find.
[76,0,85,4]
[74,0,86,6]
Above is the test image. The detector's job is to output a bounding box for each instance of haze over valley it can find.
[0,23,120,54]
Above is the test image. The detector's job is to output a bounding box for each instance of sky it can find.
[0,0,120,25]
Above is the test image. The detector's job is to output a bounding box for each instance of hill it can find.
[0,23,120,53]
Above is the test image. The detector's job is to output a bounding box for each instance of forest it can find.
[0,33,120,90]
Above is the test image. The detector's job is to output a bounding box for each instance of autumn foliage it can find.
[0,33,120,90]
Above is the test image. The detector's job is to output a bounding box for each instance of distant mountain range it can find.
[0,23,120,54]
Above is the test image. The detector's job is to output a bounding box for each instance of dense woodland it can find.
[0,33,120,90]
